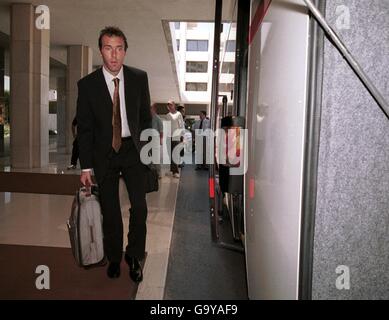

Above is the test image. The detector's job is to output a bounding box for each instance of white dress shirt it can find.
[102,66,131,137]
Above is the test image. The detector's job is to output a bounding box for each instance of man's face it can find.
[167,102,176,113]
[100,35,126,75]
[200,113,205,120]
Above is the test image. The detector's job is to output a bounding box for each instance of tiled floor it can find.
[0,161,181,299]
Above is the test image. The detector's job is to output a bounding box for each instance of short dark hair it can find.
[98,26,128,51]
[200,111,207,116]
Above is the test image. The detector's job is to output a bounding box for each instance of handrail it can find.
[209,0,222,245]
[303,0,389,119]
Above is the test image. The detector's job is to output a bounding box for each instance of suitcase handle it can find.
[80,184,98,198]
[85,185,91,197]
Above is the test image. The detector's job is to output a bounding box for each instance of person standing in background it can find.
[150,103,163,178]
[67,116,79,170]
[166,100,184,178]
[176,105,185,121]
[176,105,186,168]
[195,110,210,170]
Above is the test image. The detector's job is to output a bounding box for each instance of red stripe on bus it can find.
[209,178,215,199]
[248,0,272,45]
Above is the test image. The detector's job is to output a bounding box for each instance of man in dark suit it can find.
[76,26,151,282]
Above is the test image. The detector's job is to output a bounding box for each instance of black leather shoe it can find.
[125,255,143,282]
[107,262,120,278]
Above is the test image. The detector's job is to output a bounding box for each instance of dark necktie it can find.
[199,119,203,129]
[112,78,122,153]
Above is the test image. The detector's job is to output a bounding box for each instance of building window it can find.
[176,39,180,51]
[226,40,236,52]
[221,62,235,74]
[185,82,208,91]
[186,40,208,51]
[174,22,180,30]
[219,83,234,92]
[186,61,208,73]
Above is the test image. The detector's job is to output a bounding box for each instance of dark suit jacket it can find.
[76,65,152,183]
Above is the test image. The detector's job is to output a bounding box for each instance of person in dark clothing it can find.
[67,117,79,170]
[76,26,151,282]
[195,111,210,170]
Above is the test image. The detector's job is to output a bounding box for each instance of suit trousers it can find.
[70,137,79,166]
[168,138,181,174]
[98,138,148,263]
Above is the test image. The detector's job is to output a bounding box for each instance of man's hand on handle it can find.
[80,170,93,196]
[80,170,93,187]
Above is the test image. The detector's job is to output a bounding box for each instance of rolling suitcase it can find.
[67,185,106,268]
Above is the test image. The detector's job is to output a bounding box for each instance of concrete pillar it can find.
[56,76,66,149]
[66,45,92,153]
[10,3,50,168]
